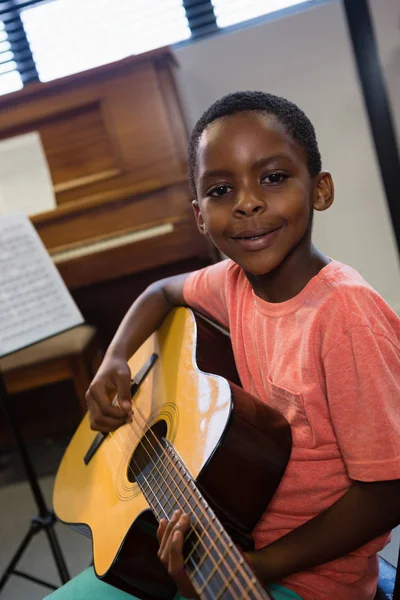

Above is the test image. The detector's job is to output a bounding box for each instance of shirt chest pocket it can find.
[267,379,313,448]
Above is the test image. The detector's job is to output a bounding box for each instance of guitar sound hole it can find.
[127,419,168,484]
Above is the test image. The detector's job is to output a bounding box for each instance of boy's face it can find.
[193,111,332,276]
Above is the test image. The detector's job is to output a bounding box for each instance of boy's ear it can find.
[313,171,334,212]
[192,200,208,235]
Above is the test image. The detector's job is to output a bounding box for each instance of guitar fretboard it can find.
[133,436,270,600]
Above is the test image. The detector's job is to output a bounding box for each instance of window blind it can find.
[212,0,314,28]
[21,0,191,82]
[0,20,22,94]
[0,0,316,97]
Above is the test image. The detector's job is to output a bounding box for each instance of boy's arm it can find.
[87,273,189,432]
[107,274,188,361]
[154,481,400,598]
[246,478,400,585]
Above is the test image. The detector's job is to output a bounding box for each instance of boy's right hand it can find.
[86,355,133,432]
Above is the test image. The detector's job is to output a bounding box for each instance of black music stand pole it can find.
[0,370,70,594]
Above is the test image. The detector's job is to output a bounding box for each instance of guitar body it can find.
[54,308,292,599]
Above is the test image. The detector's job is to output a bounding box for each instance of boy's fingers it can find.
[87,394,126,432]
[157,513,196,598]
[114,370,132,411]
[162,513,190,565]
[157,518,168,545]
[87,384,125,419]
[177,513,191,536]
[90,415,126,433]
[169,528,198,599]
[158,511,181,557]
[168,530,185,578]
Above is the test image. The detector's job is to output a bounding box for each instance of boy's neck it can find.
[246,243,330,304]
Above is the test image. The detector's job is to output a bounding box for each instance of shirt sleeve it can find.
[323,325,400,482]
[183,260,230,329]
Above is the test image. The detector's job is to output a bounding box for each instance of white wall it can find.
[370,0,400,144]
[174,0,400,311]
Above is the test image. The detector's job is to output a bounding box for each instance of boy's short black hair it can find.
[188,90,322,197]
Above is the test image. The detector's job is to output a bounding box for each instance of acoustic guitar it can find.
[54,308,292,600]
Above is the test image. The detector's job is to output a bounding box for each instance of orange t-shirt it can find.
[183,259,400,600]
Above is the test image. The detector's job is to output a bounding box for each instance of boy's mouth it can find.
[230,226,281,251]
[231,226,280,239]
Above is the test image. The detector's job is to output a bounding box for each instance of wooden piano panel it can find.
[33,182,193,251]
[40,102,123,195]
[0,49,215,439]
[0,48,216,444]
[56,218,207,289]
[0,50,189,207]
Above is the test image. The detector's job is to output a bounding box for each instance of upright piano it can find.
[0,48,215,347]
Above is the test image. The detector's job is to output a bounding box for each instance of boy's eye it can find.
[207,185,232,198]
[262,173,288,185]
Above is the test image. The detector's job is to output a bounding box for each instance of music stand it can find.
[0,373,70,592]
[0,213,84,594]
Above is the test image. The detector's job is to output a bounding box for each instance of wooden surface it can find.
[0,47,214,363]
[1,48,211,279]
[2,328,102,415]
[0,50,188,207]
[0,49,215,444]
[71,256,211,350]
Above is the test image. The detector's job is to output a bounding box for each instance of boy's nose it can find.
[233,191,265,217]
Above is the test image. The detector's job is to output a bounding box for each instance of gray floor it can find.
[0,477,399,600]
[0,477,92,600]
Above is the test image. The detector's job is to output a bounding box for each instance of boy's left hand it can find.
[157,510,265,599]
[157,510,199,600]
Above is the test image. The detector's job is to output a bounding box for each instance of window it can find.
[0,20,23,95]
[212,0,312,28]
[21,0,191,82]
[0,0,317,97]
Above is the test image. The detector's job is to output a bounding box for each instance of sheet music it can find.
[0,132,56,217]
[0,213,83,358]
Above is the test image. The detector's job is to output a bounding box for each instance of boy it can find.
[47,91,400,600]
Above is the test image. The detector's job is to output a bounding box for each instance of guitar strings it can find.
[110,414,239,594]
[108,430,210,596]
[113,416,257,600]
[110,432,233,600]
[111,418,247,600]
[109,403,266,600]
[93,339,267,599]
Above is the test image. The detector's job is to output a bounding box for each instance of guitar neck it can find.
[134,437,271,600]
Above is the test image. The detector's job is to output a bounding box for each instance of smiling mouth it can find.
[230,226,281,251]
[231,227,281,240]
[235,233,270,240]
